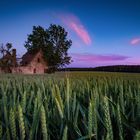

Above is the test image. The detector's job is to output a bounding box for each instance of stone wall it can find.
[20,50,48,74]
[11,66,33,74]
[0,50,48,74]
[11,66,48,74]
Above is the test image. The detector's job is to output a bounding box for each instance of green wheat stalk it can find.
[40,105,48,140]
[62,125,68,140]
[52,85,64,119]
[104,96,113,140]
[117,104,123,140]
[88,101,93,139]
[134,131,140,140]
[18,105,25,140]
[9,108,17,140]
[0,122,2,139]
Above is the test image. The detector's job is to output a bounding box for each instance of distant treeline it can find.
[59,65,140,73]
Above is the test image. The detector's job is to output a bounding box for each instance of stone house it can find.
[0,49,48,74]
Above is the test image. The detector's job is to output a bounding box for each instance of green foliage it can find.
[0,72,140,139]
[0,42,14,69]
[24,24,72,71]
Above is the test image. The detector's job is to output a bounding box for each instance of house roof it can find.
[21,49,44,65]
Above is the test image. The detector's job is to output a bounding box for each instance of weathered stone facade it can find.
[0,50,48,74]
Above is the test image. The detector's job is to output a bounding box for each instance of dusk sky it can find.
[0,0,140,67]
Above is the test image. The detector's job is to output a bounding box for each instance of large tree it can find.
[24,24,72,71]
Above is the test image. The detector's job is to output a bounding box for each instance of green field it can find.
[0,72,140,140]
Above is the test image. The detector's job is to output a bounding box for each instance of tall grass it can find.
[0,72,140,139]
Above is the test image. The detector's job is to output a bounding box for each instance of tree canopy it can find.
[24,24,72,71]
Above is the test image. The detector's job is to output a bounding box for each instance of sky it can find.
[0,0,140,67]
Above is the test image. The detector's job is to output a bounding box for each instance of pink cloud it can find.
[59,14,92,45]
[69,53,130,67]
[71,53,129,62]
[130,38,140,45]
[126,57,140,65]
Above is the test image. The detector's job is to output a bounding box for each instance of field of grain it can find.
[0,72,140,140]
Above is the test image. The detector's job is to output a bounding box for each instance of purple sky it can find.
[0,0,140,67]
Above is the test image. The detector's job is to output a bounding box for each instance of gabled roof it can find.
[21,49,44,65]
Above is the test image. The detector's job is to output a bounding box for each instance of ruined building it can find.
[0,49,48,74]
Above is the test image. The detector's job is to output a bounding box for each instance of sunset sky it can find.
[0,0,140,67]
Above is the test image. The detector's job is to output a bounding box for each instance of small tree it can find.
[0,43,14,72]
[24,24,72,72]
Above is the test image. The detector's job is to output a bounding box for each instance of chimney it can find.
[12,49,16,57]
[12,49,17,67]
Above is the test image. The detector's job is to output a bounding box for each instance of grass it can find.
[0,72,140,140]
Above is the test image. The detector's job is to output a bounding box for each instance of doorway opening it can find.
[33,68,36,73]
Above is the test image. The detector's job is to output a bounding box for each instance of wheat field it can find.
[0,72,140,140]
